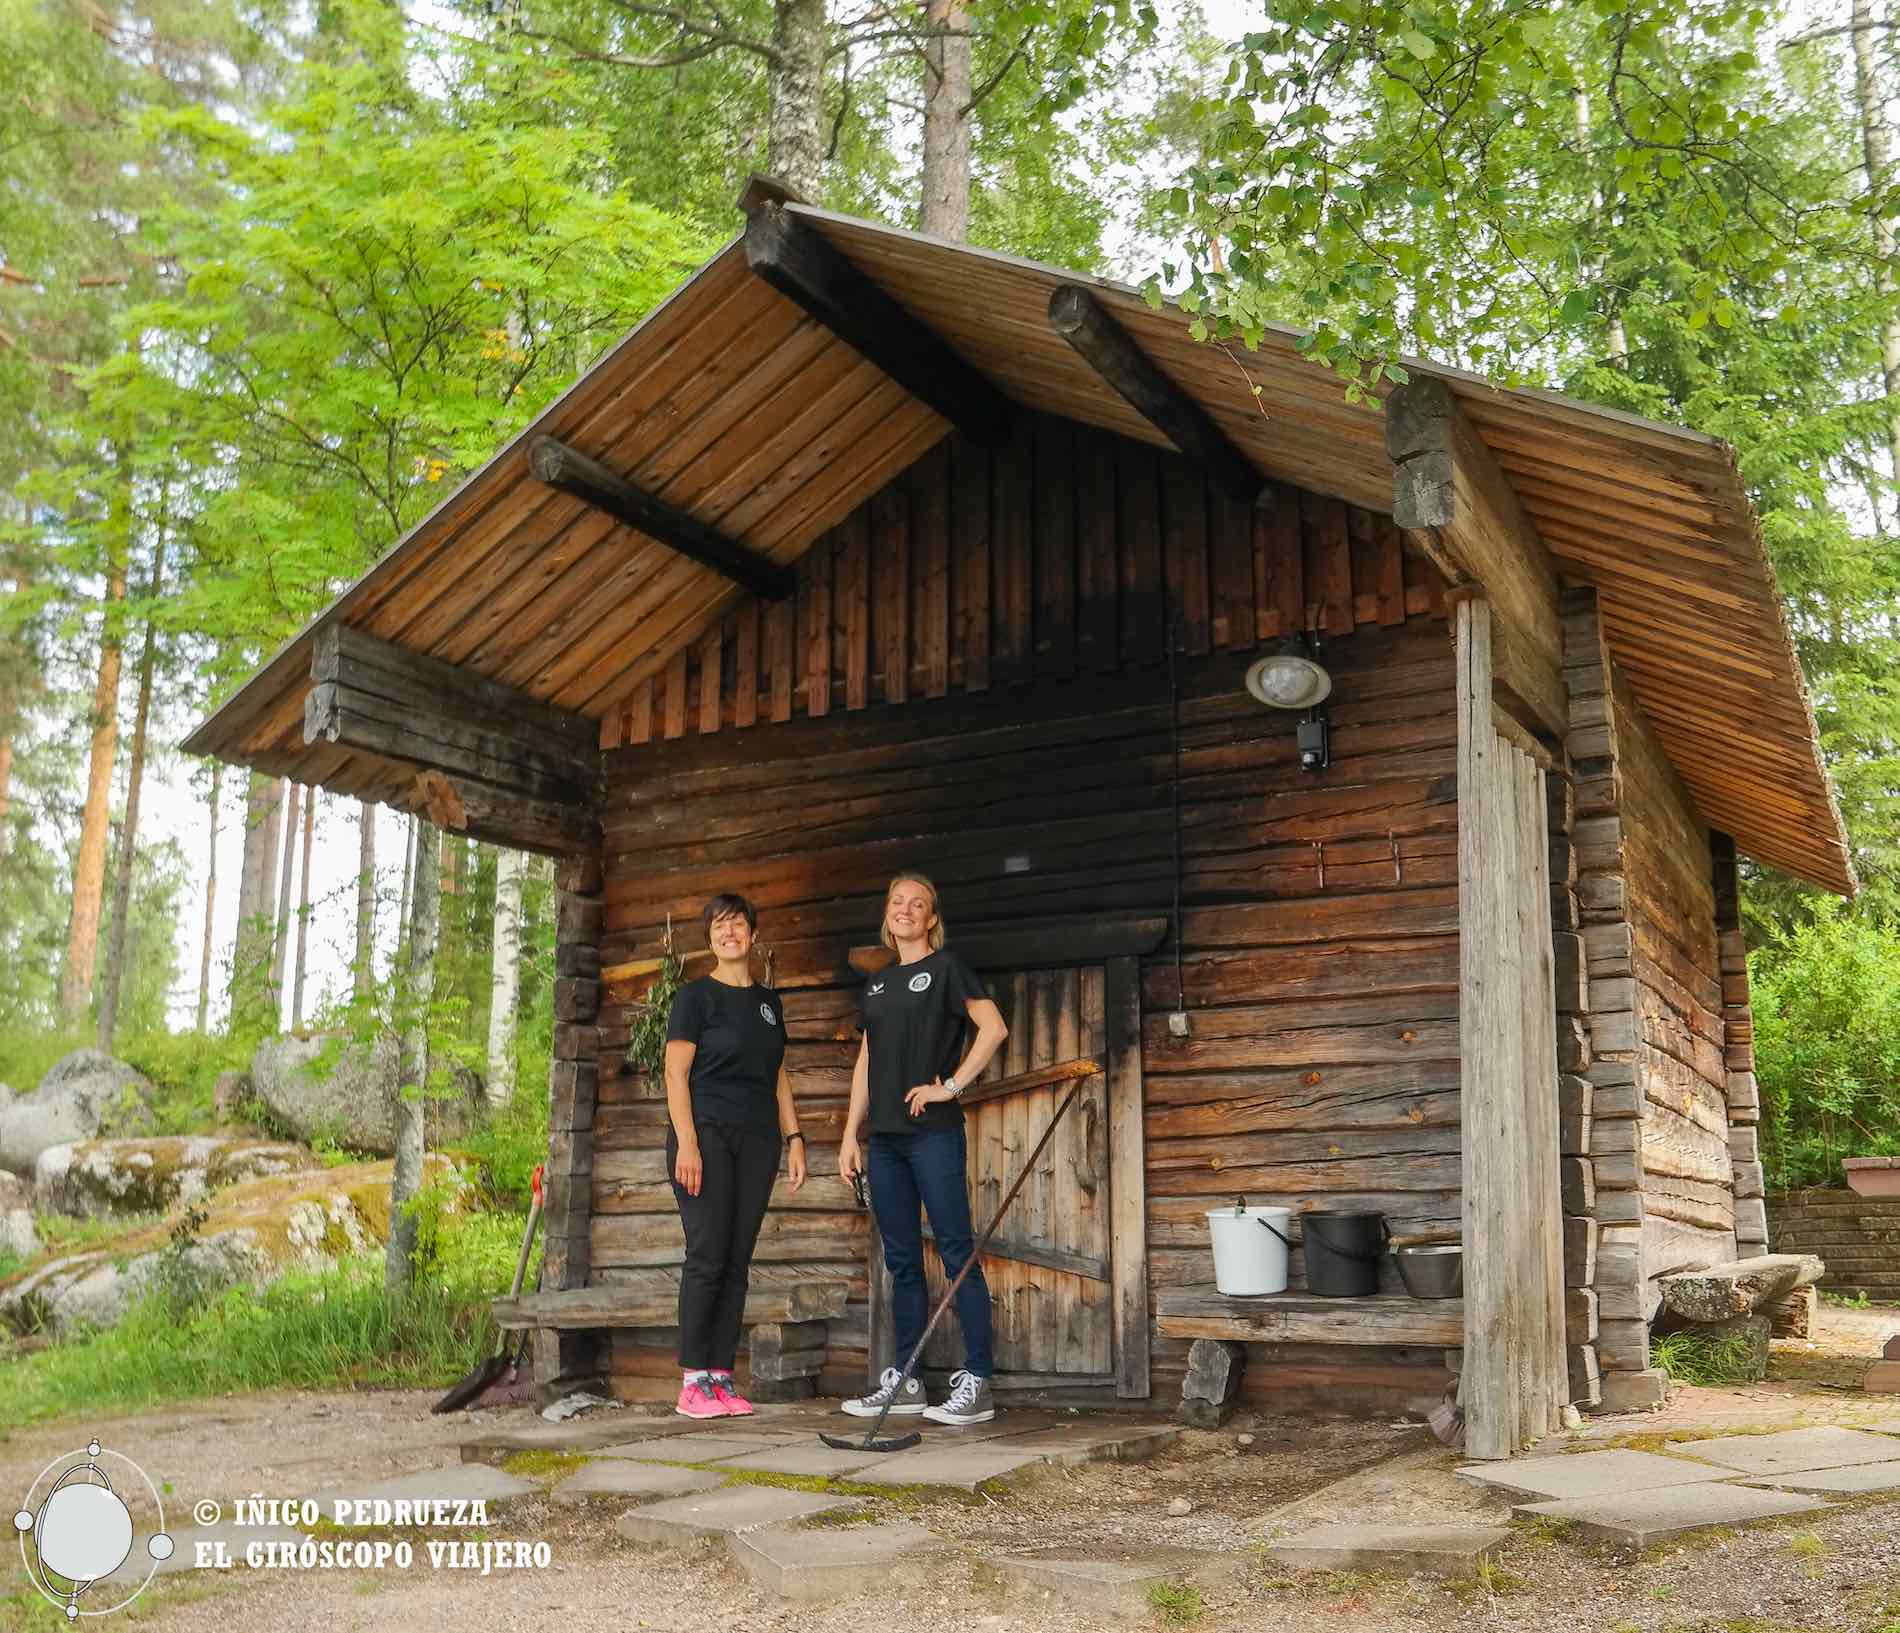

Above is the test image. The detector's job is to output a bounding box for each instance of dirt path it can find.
[2,1304,1896,1633]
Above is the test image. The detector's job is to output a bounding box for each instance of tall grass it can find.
[0,1210,531,1428]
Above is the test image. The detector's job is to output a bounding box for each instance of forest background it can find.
[1,0,1897,1235]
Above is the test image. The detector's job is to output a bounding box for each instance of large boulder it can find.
[0,1051,156,1177]
[33,1136,315,1219]
[0,1168,35,1262]
[250,1034,486,1155]
[0,1154,463,1338]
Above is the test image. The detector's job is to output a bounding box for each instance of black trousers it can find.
[665,1119,781,1370]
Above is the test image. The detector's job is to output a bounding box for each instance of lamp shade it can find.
[1244,647,1332,710]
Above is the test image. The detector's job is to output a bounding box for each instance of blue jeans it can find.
[868,1127,993,1379]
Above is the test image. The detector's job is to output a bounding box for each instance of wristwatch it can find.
[944,1075,962,1098]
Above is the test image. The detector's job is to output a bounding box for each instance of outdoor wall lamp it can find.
[1244,632,1332,773]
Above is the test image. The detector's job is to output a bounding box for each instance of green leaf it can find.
[1401,29,1436,61]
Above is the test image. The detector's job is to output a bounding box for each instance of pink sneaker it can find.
[674,1377,725,1419]
[710,1376,754,1417]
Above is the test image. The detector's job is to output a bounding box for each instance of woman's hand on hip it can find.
[838,1133,863,1186]
[673,1140,703,1197]
[786,1142,807,1195]
[905,1078,953,1116]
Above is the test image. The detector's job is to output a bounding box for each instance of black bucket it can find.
[1302,1210,1390,1297]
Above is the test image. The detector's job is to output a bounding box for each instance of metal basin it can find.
[1394,1243,1463,1299]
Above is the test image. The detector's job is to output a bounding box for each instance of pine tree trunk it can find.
[230,771,282,1023]
[270,781,300,1025]
[197,762,221,1033]
[97,539,165,1053]
[919,0,973,240]
[293,790,315,1031]
[768,0,826,199]
[0,728,12,845]
[1853,0,1900,504]
[354,800,377,1001]
[60,558,127,1025]
[387,819,440,1296]
[486,848,524,1109]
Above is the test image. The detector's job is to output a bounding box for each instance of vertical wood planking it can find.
[627,678,653,745]
[1524,754,1568,1426]
[1163,459,1211,655]
[662,647,688,741]
[1076,434,1119,672]
[1375,514,1408,626]
[1105,955,1149,1396]
[838,511,868,710]
[1118,443,1164,664]
[1457,596,1521,1459]
[1077,961,1111,1374]
[952,437,991,692]
[733,603,759,728]
[874,485,910,705]
[1347,505,1379,625]
[697,625,721,735]
[766,599,794,723]
[1212,492,1256,653]
[992,434,1032,685]
[1034,417,1077,679]
[1267,483,1306,636]
[914,445,951,698]
[805,530,832,717]
[1311,493,1355,635]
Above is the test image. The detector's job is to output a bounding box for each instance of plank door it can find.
[865,958,1151,1393]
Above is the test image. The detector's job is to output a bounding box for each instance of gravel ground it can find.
[1,1301,1896,1633]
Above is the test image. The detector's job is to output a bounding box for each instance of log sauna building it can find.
[186,191,1854,1459]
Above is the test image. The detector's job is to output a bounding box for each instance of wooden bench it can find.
[494,1270,853,1401]
[1652,1254,1825,1378]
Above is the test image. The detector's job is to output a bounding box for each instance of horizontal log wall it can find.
[1771,1191,1900,1296]
[589,596,1458,1409]
[598,412,1441,749]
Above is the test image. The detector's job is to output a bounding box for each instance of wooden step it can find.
[494,1274,851,1331]
[1154,1286,1463,1346]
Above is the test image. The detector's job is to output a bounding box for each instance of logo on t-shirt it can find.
[868,981,885,996]
[759,1003,777,1026]
[908,971,933,993]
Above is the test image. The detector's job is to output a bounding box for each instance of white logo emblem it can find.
[759,1003,776,1026]
[908,971,933,993]
[867,982,885,996]
[14,1437,175,1620]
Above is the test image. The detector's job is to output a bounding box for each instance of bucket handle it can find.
[1304,1214,1392,1264]
[1233,1197,1294,1251]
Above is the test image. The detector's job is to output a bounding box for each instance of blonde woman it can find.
[663,892,806,1418]
[837,872,1008,1425]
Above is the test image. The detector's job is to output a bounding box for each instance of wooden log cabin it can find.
[185,190,1854,1460]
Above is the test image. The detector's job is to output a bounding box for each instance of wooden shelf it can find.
[1154,1286,1463,1346]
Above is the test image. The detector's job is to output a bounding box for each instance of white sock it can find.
[684,1369,710,1385]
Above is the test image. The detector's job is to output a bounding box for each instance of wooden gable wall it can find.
[586,412,1459,1411]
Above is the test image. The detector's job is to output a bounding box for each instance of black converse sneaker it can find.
[841,1366,927,1417]
[921,1369,995,1425]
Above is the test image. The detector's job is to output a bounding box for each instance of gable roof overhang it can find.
[183,204,1855,895]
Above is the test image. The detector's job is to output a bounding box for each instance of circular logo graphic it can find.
[14,1438,173,1620]
[908,971,933,993]
[758,1003,777,1026]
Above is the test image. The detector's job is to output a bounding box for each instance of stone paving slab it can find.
[302,1463,538,1520]
[1515,1483,1829,1546]
[991,1422,1179,1467]
[852,1445,1048,1492]
[730,1521,946,1600]
[460,1418,677,1464]
[614,1485,853,1545]
[704,1442,896,1479]
[1670,1427,1900,1477]
[991,1545,1240,1618]
[1262,1524,1514,1579]
[99,1523,311,1585]
[551,1462,726,1505]
[1741,1461,1900,1495]
[604,1434,786,1465]
[1457,1449,1720,1503]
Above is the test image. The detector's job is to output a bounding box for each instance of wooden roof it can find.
[183,205,1854,895]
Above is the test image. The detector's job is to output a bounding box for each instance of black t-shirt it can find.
[858,947,988,1135]
[665,976,786,1135]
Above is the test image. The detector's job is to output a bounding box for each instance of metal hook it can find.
[1391,831,1403,885]
[1314,840,1326,891]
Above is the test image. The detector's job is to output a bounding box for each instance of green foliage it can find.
[1650,1327,1758,1385]
[1146,1581,1206,1625]
[0,1207,526,1427]
[457,1076,550,1209]
[1753,905,1900,1190]
[624,942,685,1083]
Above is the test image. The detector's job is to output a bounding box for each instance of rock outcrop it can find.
[0,1051,157,1177]
[251,1034,486,1155]
[33,1136,315,1219]
[0,1169,36,1262]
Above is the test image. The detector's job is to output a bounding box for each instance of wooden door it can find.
[869,957,1148,1395]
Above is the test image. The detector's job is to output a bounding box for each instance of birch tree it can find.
[386,820,440,1296]
[486,847,524,1108]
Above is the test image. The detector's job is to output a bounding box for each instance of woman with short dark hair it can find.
[663,891,805,1417]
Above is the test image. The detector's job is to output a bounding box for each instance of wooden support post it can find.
[1105,954,1151,1399]
[1047,285,1262,501]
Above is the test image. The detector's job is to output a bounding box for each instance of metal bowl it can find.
[1394,1243,1463,1299]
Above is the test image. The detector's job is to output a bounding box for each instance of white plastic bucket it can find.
[1206,1204,1293,1296]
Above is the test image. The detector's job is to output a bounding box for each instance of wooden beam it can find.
[529,435,794,603]
[848,911,1169,976]
[1048,285,1263,502]
[1389,380,1565,739]
[742,200,1012,448]
[405,770,600,857]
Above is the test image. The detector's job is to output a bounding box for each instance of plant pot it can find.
[1844,1158,1900,1198]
